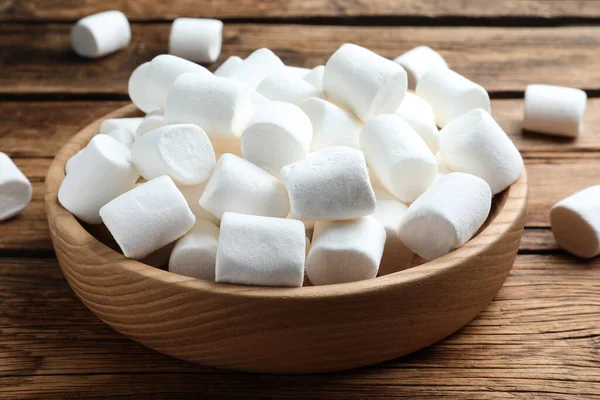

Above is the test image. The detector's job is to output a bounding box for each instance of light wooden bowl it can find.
[45,104,528,374]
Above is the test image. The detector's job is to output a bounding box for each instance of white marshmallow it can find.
[65,150,83,175]
[71,11,130,59]
[58,135,139,224]
[131,124,215,186]
[229,48,285,90]
[252,92,269,108]
[200,154,289,219]
[169,18,223,63]
[284,66,311,78]
[0,153,32,221]
[169,220,220,280]
[214,56,244,78]
[303,65,325,90]
[416,67,490,127]
[216,212,305,287]
[323,43,407,122]
[306,217,386,286]
[103,128,135,148]
[99,118,143,135]
[241,101,312,176]
[439,108,523,194]
[257,70,322,105]
[395,92,439,154]
[178,183,221,225]
[523,84,587,138]
[281,146,376,221]
[551,186,600,258]
[100,176,196,259]
[360,114,437,203]
[135,110,167,137]
[393,46,448,90]
[165,73,254,140]
[398,172,492,261]
[128,62,158,113]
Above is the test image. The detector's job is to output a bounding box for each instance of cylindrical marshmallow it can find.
[216,212,306,287]
[165,73,254,140]
[523,84,587,138]
[214,56,244,78]
[58,135,139,224]
[65,150,83,175]
[178,183,221,225]
[71,11,131,59]
[416,67,490,127]
[135,110,167,137]
[281,146,376,221]
[200,154,290,219]
[169,220,220,280]
[439,108,523,194]
[398,172,492,261]
[103,128,135,148]
[99,118,143,135]
[284,66,311,78]
[241,101,313,176]
[99,176,196,259]
[393,46,448,90]
[169,18,223,63]
[229,48,285,90]
[128,62,159,113]
[303,65,325,90]
[0,153,32,221]
[306,217,386,286]
[323,43,407,122]
[131,124,215,186]
[360,114,437,203]
[395,92,439,154]
[257,70,322,105]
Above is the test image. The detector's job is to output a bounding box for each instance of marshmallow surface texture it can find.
[71,11,131,59]
[169,18,223,63]
[323,43,407,122]
[200,154,290,219]
[360,114,437,203]
[59,135,139,224]
[128,62,158,113]
[551,186,600,258]
[523,84,587,138]
[439,108,523,194]
[306,217,386,286]
[214,56,244,78]
[398,172,492,260]
[416,67,490,127]
[103,128,135,148]
[99,118,143,135]
[395,92,439,154]
[216,213,306,287]
[178,183,220,225]
[169,220,220,280]
[135,110,167,137]
[257,70,322,105]
[281,146,376,221]
[303,65,325,90]
[229,48,285,90]
[241,101,313,176]
[393,46,448,90]
[100,176,196,259]
[0,153,32,221]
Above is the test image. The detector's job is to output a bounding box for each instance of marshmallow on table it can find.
[241,101,312,176]
[100,176,196,259]
[128,62,159,113]
[303,65,325,90]
[523,84,587,138]
[257,70,322,105]
[0,153,32,221]
[284,66,311,78]
[131,124,215,186]
[178,183,221,225]
[59,135,139,224]
[398,172,492,261]
[169,18,223,63]
[103,128,135,148]
[395,92,439,154]
[439,108,523,195]
[394,46,448,90]
[216,212,305,287]
[281,146,376,221]
[200,154,290,219]
[416,67,490,127]
[135,110,167,137]
[71,11,130,59]
[169,220,220,280]
[229,48,285,90]
[165,73,254,140]
[360,114,437,203]
[214,56,244,78]
[306,217,386,286]
[323,43,408,122]
[99,118,143,135]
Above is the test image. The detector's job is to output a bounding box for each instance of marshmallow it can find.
[165,73,254,140]
[216,212,305,287]
[284,66,311,78]
[252,92,269,108]
[439,108,523,194]
[395,92,439,154]
[241,101,312,176]
[299,97,361,151]
[214,56,244,78]
[128,62,158,113]
[71,11,130,59]
[229,48,285,90]
[257,70,322,105]
[306,217,386,286]
[58,135,139,224]
[416,67,490,127]
[281,146,376,221]
[103,128,135,148]
[100,176,196,259]
[323,43,407,122]
[398,172,492,261]
[65,150,83,175]
[551,186,600,258]
[200,154,290,219]
[131,124,215,186]
[178,183,220,225]
[523,84,587,138]
[99,118,143,135]
[169,18,223,63]
[393,46,448,90]
[360,114,437,203]
[169,220,220,280]
[135,110,167,137]
[0,153,32,221]
[303,65,325,90]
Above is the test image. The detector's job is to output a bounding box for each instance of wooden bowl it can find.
[45,104,528,374]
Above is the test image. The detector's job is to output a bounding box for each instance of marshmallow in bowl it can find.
[257,70,322,105]
[214,56,244,78]
[394,46,448,90]
[128,62,159,113]
[229,48,285,90]
[99,118,143,135]
[169,220,220,281]
[395,92,439,154]
[136,110,167,137]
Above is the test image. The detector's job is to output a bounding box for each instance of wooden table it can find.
[2,1,600,398]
